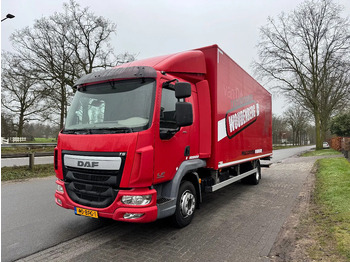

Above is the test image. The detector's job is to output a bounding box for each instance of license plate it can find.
[74,207,98,218]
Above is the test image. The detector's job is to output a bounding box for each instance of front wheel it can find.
[171,181,196,228]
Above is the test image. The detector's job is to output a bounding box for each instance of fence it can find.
[329,137,350,151]
[2,143,55,169]
[1,152,54,169]
[1,137,9,144]
[10,137,27,143]
[329,136,350,160]
[1,137,27,143]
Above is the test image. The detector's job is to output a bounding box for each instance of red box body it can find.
[197,45,272,169]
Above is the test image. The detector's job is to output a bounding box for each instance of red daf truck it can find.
[54,45,272,227]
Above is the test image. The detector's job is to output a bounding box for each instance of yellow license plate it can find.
[75,207,98,218]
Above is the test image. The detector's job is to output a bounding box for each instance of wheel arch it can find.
[156,159,206,219]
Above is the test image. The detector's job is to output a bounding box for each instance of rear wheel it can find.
[171,181,196,228]
[242,160,261,185]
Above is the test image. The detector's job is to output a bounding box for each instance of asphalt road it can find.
[270,145,314,163]
[1,146,314,262]
[1,156,54,168]
[1,177,109,262]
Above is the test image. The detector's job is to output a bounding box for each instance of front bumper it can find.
[55,179,158,223]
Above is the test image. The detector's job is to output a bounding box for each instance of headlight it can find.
[57,184,64,193]
[121,195,152,205]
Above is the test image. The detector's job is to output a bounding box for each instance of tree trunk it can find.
[17,111,24,137]
[314,113,322,150]
[292,129,295,146]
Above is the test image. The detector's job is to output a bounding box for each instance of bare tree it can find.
[272,114,288,144]
[23,122,60,139]
[115,52,137,66]
[284,106,310,145]
[1,112,16,138]
[255,0,350,149]
[9,0,134,129]
[1,53,48,137]
[63,1,120,76]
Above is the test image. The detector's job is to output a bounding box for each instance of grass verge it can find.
[273,145,306,150]
[302,148,341,157]
[1,164,54,182]
[308,157,350,260]
[27,138,57,143]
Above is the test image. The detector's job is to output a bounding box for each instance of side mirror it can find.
[175,82,191,99]
[176,102,193,127]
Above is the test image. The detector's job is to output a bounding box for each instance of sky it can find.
[1,0,350,115]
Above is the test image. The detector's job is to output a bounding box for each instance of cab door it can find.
[153,83,193,184]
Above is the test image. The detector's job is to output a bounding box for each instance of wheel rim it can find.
[180,190,196,218]
[256,170,260,181]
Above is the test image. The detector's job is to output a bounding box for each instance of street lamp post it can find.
[1,14,15,22]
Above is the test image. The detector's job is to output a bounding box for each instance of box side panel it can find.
[196,46,219,167]
[204,46,272,169]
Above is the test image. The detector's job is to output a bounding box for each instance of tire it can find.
[171,181,197,228]
[242,160,261,185]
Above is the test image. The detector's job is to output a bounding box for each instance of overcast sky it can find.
[1,0,350,115]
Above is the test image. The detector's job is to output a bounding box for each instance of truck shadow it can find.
[65,175,278,261]
[89,178,268,257]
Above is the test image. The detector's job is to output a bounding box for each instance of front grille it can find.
[65,167,119,186]
[62,151,125,208]
[65,181,118,208]
[74,172,109,182]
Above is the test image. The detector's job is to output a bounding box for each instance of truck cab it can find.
[55,51,208,227]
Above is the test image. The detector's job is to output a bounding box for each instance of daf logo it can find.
[77,161,99,168]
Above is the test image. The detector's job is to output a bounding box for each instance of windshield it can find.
[63,79,155,134]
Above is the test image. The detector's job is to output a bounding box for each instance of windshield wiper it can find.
[95,127,134,134]
[62,127,134,134]
[62,129,92,134]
